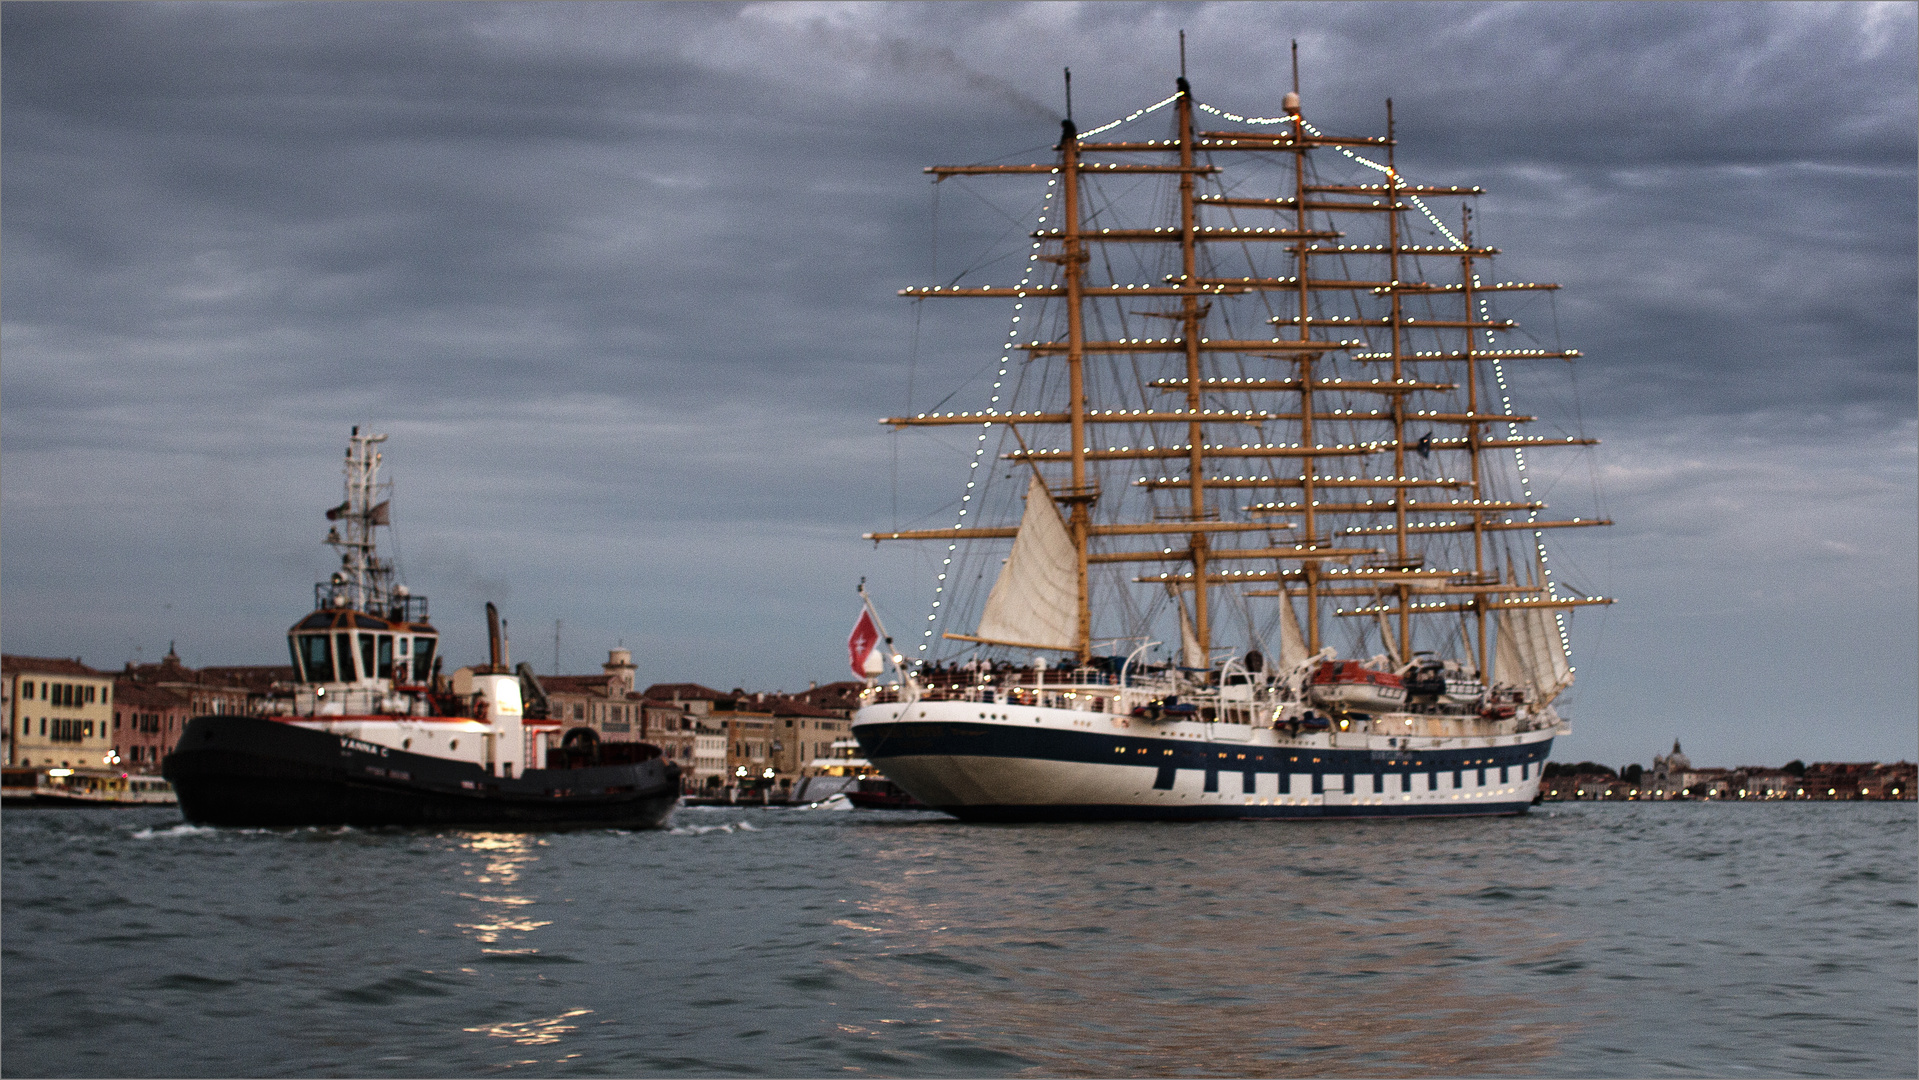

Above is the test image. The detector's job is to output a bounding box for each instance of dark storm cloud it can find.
[3,2,1913,766]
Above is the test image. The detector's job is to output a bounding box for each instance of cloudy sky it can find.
[4,1,1914,769]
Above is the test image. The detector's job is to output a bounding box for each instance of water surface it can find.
[4,801,1913,1076]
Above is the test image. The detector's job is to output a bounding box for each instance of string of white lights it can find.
[918,179,1060,664]
[1479,283,1575,668]
[1075,91,1184,140]
[1193,101,1467,249]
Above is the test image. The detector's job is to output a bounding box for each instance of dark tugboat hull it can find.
[164,715,679,829]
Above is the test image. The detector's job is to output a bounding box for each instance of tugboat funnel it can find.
[486,602,505,671]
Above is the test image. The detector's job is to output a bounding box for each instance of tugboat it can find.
[163,429,680,828]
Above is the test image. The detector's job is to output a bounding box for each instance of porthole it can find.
[450,739,459,751]
[402,738,412,750]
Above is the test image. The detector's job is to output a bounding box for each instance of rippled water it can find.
[3,801,1913,1077]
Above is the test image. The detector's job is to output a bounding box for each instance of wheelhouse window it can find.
[299,635,336,682]
[411,637,436,684]
[376,634,394,680]
[358,634,377,683]
[334,633,358,682]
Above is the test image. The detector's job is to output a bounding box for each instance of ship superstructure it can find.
[851,59,1611,820]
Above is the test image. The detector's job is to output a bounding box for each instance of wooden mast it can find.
[1059,81,1094,662]
[1461,205,1491,678]
[1288,42,1322,655]
[1385,98,1412,665]
[1176,77,1211,662]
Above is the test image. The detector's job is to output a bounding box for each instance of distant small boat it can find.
[843,777,927,811]
[1,767,176,806]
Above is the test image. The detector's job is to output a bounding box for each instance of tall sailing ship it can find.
[850,63,1611,821]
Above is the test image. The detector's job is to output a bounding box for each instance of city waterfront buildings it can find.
[4,656,115,769]
[7,643,1911,804]
[113,680,193,772]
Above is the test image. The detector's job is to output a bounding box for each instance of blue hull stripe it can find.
[855,719,1551,775]
[941,801,1536,823]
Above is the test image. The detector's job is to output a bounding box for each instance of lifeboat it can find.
[1129,695,1201,721]
[1308,660,1406,714]
[1400,656,1485,708]
[1480,686,1525,720]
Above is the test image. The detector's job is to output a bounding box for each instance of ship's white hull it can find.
[852,698,1558,821]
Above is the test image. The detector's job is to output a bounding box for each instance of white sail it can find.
[1495,584,1574,704]
[1528,608,1574,701]
[1276,590,1308,669]
[973,475,1079,650]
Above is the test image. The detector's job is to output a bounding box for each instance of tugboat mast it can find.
[321,426,399,616]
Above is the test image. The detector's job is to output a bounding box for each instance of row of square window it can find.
[1117,744,1531,777]
[15,715,173,740]
[14,681,101,707]
[35,718,98,743]
[1168,763,1533,794]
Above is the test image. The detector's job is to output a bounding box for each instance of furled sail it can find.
[1494,575,1574,704]
[1374,610,1403,667]
[1168,585,1206,669]
[973,475,1079,650]
[1275,590,1308,670]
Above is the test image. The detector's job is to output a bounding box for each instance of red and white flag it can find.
[848,609,883,678]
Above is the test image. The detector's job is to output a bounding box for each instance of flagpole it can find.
[857,579,920,700]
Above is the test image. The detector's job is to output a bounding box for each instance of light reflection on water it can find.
[455,833,552,951]
[836,823,1588,1076]
[2,802,1913,1077]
